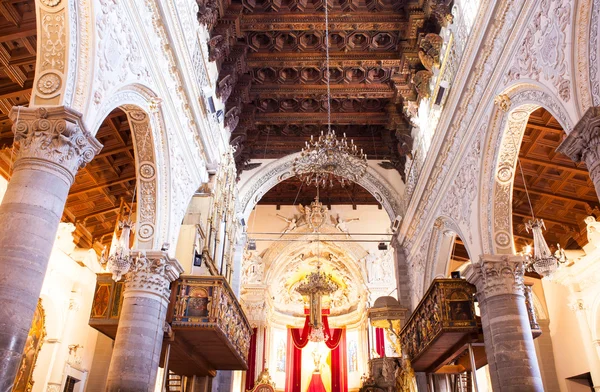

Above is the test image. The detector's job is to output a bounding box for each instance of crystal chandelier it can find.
[291,0,367,188]
[296,266,339,342]
[524,219,566,277]
[101,220,134,281]
[517,157,567,278]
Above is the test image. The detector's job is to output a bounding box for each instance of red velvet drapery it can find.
[290,315,343,350]
[331,329,347,392]
[286,331,303,392]
[246,328,258,391]
[375,328,385,357]
[286,314,347,392]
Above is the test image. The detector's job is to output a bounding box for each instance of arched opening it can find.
[511,107,599,254]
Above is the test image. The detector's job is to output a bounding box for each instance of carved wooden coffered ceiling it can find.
[512,108,599,251]
[202,0,451,184]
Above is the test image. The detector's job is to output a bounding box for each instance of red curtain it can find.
[331,329,347,392]
[246,327,258,391]
[375,328,385,357]
[286,329,302,392]
[287,315,346,392]
[291,315,343,350]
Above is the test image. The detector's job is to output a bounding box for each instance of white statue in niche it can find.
[332,214,359,238]
[242,251,264,285]
[584,215,600,244]
[365,251,380,283]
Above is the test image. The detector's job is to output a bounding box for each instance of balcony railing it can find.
[167,275,251,374]
[399,279,480,372]
[89,274,251,376]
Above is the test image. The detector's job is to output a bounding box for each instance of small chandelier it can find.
[296,267,338,342]
[290,0,367,188]
[101,220,134,281]
[524,219,566,277]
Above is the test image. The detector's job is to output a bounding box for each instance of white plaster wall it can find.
[542,279,590,391]
[247,204,391,256]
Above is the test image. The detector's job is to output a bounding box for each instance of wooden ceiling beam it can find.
[0,21,36,43]
[513,185,598,205]
[518,156,588,175]
[68,175,136,198]
[247,52,403,68]
[250,84,395,99]
[255,112,388,124]
[240,13,407,32]
[525,123,565,134]
[512,211,580,229]
[95,144,134,159]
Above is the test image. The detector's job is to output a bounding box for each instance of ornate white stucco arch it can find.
[238,153,404,222]
[479,83,575,255]
[424,216,472,286]
[87,85,171,250]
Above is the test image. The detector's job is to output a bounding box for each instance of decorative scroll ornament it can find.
[292,129,368,187]
[296,267,339,341]
[524,219,567,277]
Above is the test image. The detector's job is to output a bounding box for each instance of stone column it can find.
[557,107,600,201]
[0,106,100,390]
[105,251,184,392]
[465,255,544,392]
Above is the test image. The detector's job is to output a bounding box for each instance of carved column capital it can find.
[125,251,184,301]
[9,106,102,184]
[466,254,526,300]
[558,106,600,166]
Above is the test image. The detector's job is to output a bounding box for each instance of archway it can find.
[238,153,404,223]
[480,85,576,255]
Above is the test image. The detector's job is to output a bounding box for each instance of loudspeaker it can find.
[208,96,216,113]
[193,251,202,267]
[247,239,257,250]
[451,271,461,279]
[378,242,388,251]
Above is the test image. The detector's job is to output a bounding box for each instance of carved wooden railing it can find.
[169,275,251,364]
[399,279,479,363]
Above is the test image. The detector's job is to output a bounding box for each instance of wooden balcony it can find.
[89,274,251,377]
[166,276,252,376]
[399,279,482,372]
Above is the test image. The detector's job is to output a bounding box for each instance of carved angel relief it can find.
[418,33,444,71]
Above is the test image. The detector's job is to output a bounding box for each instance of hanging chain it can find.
[324,0,332,134]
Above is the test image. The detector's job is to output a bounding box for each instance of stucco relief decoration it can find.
[403,0,523,252]
[37,73,61,95]
[40,0,61,5]
[126,252,183,300]
[242,251,265,285]
[505,0,572,101]
[440,120,485,239]
[94,0,150,105]
[123,108,158,243]
[40,13,66,72]
[589,0,600,106]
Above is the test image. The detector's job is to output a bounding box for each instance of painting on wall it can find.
[347,340,358,373]
[187,287,211,318]
[276,338,286,373]
[13,299,46,392]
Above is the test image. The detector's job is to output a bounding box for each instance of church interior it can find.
[0,0,599,391]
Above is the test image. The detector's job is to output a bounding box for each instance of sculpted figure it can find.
[276,214,298,237]
[332,214,359,238]
[418,33,444,71]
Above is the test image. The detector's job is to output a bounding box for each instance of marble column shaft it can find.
[105,251,183,392]
[0,106,100,391]
[466,255,544,392]
[557,106,600,201]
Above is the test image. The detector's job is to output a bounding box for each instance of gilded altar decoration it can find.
[296,267,339,341]
[13,299,46,392]
[247,369,276,392]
